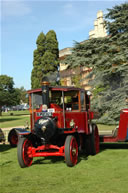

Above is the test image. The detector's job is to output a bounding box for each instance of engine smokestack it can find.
[41,77,50,108]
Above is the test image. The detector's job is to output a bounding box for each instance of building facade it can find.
[59,10,107,90]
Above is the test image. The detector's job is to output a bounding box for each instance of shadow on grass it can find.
[2,112,29,117]
[100,142,128,152]
[1,117,21,123]
[32,152,88,166]
[33,156,64,165]
[0,160,13,166]
[14,114,29,116]
[0,144,11,153]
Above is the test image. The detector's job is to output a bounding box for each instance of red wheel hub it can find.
[70,137,78,165]
[10,133,18,145]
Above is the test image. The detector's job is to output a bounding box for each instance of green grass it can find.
[0,112,126,192]
[0,110,30,128]
[1,144,128,193]
[98,124,117,131]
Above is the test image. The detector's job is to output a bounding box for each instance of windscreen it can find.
[31,93,42,109]
[50,90,79,110]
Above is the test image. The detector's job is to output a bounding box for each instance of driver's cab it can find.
[28,87,90,112]
[28,86,91,132]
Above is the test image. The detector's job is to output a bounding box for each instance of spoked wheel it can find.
[8,129,18,147]
[85,124,100,155]
[17,137,33,168]
[65,135,78,167]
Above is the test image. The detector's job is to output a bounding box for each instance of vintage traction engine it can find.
[17,77,100,168]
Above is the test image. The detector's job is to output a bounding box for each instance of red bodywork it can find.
[100,109,128,142]
[25,86,96,160]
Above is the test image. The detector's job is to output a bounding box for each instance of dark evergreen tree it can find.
[31,30,59,89]
[45,30,59,59]
[65,2,128,124]
[105,3,128,36]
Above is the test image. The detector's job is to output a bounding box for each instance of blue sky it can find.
[1,0,126,90]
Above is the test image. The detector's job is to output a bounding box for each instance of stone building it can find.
[59,10,107,90]
[89,10,107,39]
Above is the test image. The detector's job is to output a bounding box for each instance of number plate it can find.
[36,112,52,117]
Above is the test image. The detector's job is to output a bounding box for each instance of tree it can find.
[45,30,59,59]
[65,2,128,124]
[31,30,59,89]
[16,87,28,104]
[105,3,128,36]
[0,75,21,115]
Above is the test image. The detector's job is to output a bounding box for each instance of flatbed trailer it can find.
[100,109,128,143]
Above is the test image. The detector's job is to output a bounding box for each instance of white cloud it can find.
[1,0,31,17]
[63,2,76,16]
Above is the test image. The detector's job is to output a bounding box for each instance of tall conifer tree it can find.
[31,30,59,89]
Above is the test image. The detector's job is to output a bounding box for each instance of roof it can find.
[27,86,86,94]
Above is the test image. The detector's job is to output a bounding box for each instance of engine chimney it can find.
[41,77,50,108]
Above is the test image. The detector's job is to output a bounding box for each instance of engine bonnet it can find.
[34,117,57,141]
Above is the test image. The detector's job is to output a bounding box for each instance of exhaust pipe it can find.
[41,77,50,108]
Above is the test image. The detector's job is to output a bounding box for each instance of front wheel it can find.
[64,135,78,167]
[17,137,33,168]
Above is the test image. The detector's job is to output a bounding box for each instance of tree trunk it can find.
[0,107,2,116]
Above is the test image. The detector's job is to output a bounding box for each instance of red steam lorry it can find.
[7,77,128,167]
[16,77,100,167]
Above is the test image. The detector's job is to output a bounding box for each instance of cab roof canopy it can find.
[27,86,86,94]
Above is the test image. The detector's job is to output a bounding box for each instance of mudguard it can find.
[8,128,30,147]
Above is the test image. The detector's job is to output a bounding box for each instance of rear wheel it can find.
[65,135,78,167]
[8,129,18,147]
[85,124,100,155]
[17,137,33,168]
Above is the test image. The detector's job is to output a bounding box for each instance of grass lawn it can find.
[97,124,117,131]
[0,111,126,192]
[0,111,30,128]
[1,143,128,193]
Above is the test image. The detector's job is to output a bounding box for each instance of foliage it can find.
[31,30,59,89]
[16,87,28,104]
[71,75,81,88]
[65,3,128,124]
[0,75,21,114]
[105,3,128,36]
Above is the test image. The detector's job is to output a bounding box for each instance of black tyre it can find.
[8,129,18,147]
[64,135,78,167]
[17,137,33,168]
[85,124,100,155]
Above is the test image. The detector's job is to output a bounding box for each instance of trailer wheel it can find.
[64,135,78,167]
[8,129,18,147]
[85,125,100,155]
[17,137,33,168]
